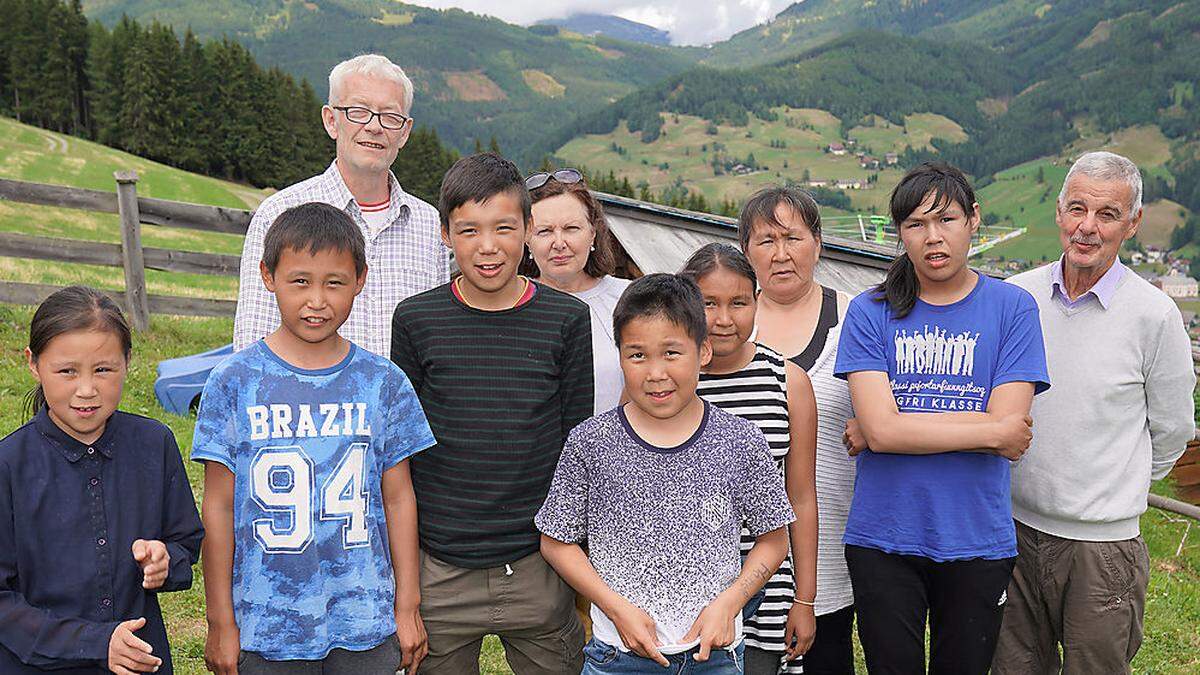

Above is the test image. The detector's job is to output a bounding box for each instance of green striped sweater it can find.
[390,282,594,568]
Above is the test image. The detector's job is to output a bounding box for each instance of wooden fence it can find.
[0,173,252,329]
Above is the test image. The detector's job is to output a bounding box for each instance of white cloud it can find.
[403,0,797,46]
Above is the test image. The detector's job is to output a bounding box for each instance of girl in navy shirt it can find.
[834,163,1049,674]
[0,286,203,674]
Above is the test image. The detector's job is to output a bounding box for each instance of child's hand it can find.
[108,618,161,674]
[784,602,816,660]
[609,598,669,667]
[203,621,240,675]
[843,418,868,456]
[131,539,170,590]
[680,595,737,662]
[395,607,428,674]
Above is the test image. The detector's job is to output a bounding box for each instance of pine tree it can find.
[66,0,90,133]
[394,126,459,204]
[172,29,211,172]
[121,22,180,161]
[90,16,140,147]
[7,0,45,125]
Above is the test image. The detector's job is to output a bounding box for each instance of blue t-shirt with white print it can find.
[191,341,435,660]
[834,273,1049,561]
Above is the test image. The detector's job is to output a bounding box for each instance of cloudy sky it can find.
[405,0,799,46]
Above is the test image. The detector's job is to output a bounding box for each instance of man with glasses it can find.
[234,53,449,359]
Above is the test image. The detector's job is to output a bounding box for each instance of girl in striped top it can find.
[684,243,818,675]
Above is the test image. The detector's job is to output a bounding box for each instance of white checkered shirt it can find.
[233,161,450,358]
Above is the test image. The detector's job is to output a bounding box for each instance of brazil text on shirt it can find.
[246,402,373,440]
[834,273,1050,561]
[190,341,436,660]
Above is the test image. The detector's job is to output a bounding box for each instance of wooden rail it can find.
[0,177,253,234]
[0,232,240,276]
[0,281,236,318]
[0,175,253,326]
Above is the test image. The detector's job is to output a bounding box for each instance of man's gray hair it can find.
[328,54,414,114]
[1058,151,1143,217]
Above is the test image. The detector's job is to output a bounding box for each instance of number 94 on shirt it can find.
[250,443,371,554]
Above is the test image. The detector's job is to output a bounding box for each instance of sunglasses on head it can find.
[525,168,583,191]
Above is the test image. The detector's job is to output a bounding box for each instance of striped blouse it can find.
[697,344,797,657]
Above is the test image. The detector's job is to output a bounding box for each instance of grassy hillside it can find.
[557,107,962,214]
[83,0,698,160]
[0,115,259,298]
[977,123,1187,264]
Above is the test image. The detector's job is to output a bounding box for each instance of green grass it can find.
[0,256,238,300]
[0,115,257,298]
[0,116,265,209]
[977,158,1070,264]
[0,300,1196,673]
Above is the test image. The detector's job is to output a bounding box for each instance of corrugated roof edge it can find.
[594,191,896,271]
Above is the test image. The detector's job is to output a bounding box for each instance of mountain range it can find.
[81,0,1200,253]
[535,13,671,46]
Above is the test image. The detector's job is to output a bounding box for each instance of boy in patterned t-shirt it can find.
[536,274,795,674]
[193,203,436,675]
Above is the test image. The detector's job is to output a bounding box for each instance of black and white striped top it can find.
[697,344,796,656]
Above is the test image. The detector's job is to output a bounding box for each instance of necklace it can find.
[455,275,530,310]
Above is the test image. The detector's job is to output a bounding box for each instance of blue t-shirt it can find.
[191,341,435,660]
[834,273,1049,561]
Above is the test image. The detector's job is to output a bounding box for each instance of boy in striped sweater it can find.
[390,153,594,674]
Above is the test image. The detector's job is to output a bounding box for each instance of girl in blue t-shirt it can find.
[833,163,1049,674]
[0,286,203,674]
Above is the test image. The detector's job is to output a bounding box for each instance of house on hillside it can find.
[593,192,889,294]
[885,152,899,165]
[860,156,880,169]
[828,142,847,155]
[836,179,865,190]
[807,178,830,188]
[1152,271,1199,298]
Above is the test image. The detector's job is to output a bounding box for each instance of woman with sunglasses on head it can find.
[525,169,631,414]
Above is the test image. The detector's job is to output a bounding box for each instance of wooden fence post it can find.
[114,171,150,331]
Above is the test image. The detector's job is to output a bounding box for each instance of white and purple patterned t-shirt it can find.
[535,402,795,654]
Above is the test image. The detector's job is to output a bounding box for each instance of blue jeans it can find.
[741,589,766,621]
[582,637,744,674]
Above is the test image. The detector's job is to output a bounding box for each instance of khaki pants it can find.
[419,549,585,675]
[992,520,1149,675]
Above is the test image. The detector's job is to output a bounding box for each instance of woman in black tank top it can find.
[736,186,858,675]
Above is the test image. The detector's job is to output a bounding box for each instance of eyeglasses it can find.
[332,106,411,130]
[525,168,583,191]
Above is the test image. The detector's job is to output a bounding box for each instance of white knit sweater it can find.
[1007,264,1195,541]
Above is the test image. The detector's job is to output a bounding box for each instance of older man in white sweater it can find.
[994,151,1196,674]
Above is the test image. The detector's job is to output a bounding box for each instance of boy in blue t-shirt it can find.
[193,203,436,674]
[536,274,795,674]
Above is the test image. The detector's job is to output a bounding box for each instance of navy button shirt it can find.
[0,410,204,673]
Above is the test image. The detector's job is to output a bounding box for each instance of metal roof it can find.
[595,191,893,296]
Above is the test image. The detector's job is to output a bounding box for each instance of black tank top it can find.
[788,285,839,371]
